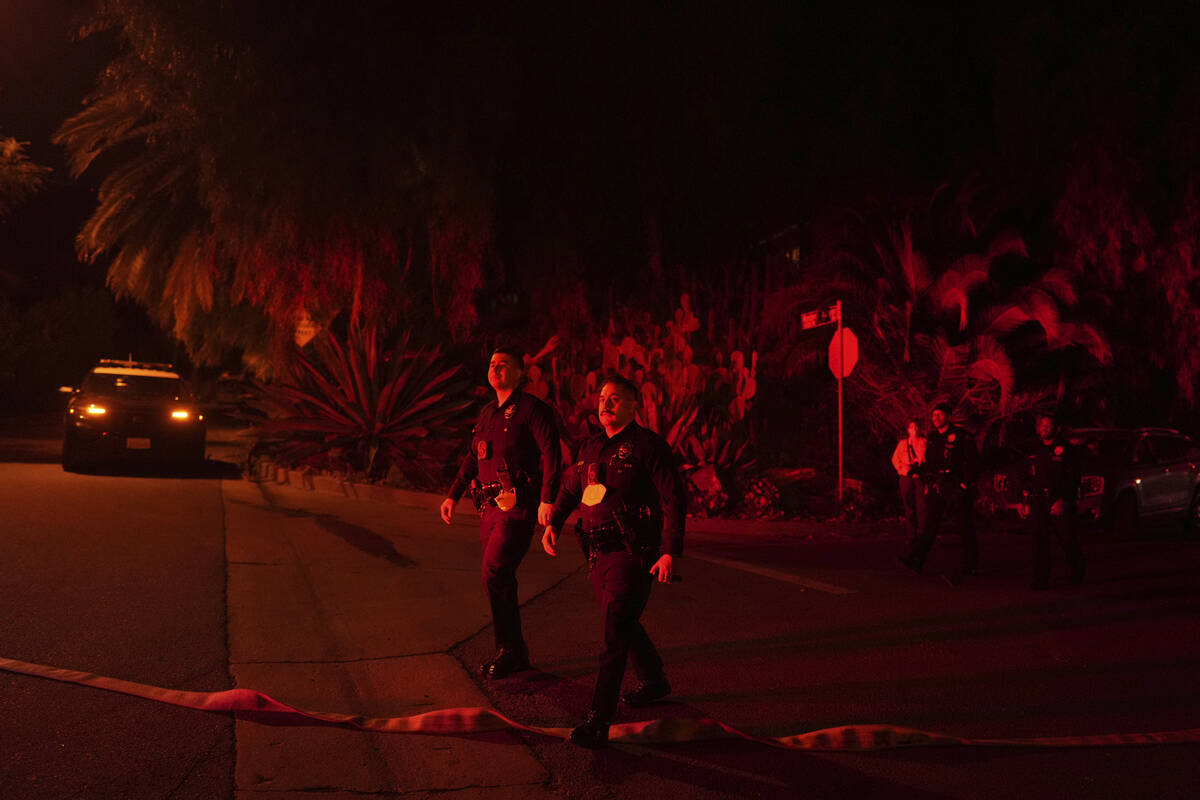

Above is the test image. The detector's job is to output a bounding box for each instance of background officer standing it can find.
[441,346,560,679]
[1019,412,1086,590]
[899,401,979,580]
[542,374,685,748]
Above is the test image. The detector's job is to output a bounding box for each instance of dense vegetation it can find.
[7,2,1200,512]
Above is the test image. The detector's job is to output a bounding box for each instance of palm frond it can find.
[965,336,1015,409]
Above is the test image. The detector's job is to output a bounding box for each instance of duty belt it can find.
[576,505,656,569]
[468,478,525,512]
[469,480,503,511]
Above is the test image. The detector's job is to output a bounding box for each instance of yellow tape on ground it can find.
[3,655,1199,750]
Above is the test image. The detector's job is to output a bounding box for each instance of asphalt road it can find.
[0,463,235,799]
[3,417,1200,799]
[0,412,243,799]
[458,513,1200,799]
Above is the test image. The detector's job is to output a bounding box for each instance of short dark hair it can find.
[491,345,525,367]
[932,402,953,415]
[600,373,640,404]
[1035,410,1057,424]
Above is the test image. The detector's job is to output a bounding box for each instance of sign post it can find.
[836,300,843,506]
[803,300,858,506]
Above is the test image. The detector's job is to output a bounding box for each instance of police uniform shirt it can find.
[925,424,977,484]
[1023,437,1080,504]
[549,421,686,557]
[448,388,560,505]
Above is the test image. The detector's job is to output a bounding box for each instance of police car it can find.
[61,359,206,471]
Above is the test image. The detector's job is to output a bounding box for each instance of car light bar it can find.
[170,410,191,420]
[85,405,106,415]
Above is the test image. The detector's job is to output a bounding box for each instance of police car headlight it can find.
[85,404,106,416]
[170,409,192,421]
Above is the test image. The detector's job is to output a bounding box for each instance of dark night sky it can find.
[0,0,110,299]
[1,1,1197,301]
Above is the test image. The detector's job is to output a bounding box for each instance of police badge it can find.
[504,405,516,419]
[616,441,634,461]
[494,489,518,511]
[582,462,607,506]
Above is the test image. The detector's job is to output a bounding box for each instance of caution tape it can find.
[4,655,1199,750]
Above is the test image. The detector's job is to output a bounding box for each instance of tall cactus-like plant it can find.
[246,326,474,485]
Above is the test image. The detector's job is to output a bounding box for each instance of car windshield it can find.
[1077,433,1135,463]
[1149,435,1192,462]
[82,373,182,398]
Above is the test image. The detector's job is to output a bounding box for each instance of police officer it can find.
[442,346,560,679]
[541,374,685,748]
[899,401,979,579]
[1018,412,1086,590]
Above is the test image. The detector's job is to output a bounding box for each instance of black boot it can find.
[621,678,671,707]
[479,647,530,679]
[568,712,610,749]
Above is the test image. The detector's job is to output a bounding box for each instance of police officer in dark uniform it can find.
[441,346,561,679]
[541,374,685,748]
[899,401,979,579]
[1018,412,1086,590]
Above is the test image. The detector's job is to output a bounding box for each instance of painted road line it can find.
[689,553,857,594]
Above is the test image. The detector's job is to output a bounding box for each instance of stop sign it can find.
[828,327,859,378]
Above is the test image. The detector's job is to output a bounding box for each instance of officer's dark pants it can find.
[480,505,536,653]
[906,482,978,572]
[1030,498,1084,588]
[898,474,925,543]
[589,549,665,722]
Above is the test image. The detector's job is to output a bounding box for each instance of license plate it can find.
[126,437,151,450]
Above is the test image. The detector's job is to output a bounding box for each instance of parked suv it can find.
[1071,427,1200,536]
[61,360,206,471]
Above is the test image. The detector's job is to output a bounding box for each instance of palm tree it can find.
[1053,140,1200,416]
[768,178,1110,446]
[55,0,513,372]
[0,135,49,216]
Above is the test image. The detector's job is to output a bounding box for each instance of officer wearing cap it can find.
[442,346,561,679]
[1018,412,1086,590]
[541,374,685,748]
[899,401,979,579]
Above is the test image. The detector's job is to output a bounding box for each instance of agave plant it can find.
[674,411,758,516]
[246,326,474,485]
